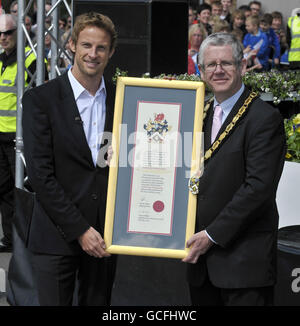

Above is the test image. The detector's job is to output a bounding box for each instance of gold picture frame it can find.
[104,77,205,259]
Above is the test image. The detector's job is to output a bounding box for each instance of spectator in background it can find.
[44,32,51,60]
[188,23,207,75]
[220,0,232,24]
[189,6,197,27]
[25,15,36,45]
[45,1,52,15]
[9,1,18,17]
[231,27,244,43]
[197,3,212,35]
[209,15,222,32]
[59,16,67,32]
[66,16,72,32]
[249,1,262,17]
[212,19,230,33]
[239,5,252,20]
[271,11,289,66]
[287,8,300,70]
[271,11,283,34]
[243,15,269,71]
[211,1,222,17]
[230,9,247,38]
[259,13,280,69]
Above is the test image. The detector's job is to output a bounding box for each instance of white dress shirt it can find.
[68,68,107,166]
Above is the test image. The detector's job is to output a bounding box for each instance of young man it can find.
[22,12,117,306]
[211,1,222,17]
[183,33,286,306]
[243,15,269,70]
[249,1,261,17]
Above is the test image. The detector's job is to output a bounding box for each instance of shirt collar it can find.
[68,68,106,100]
[213,84,245,114]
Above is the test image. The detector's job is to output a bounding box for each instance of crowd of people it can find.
[0,1,73,73]
[188,0,300,74]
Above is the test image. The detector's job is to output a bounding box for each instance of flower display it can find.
[285,113,300,163]
[113,69,300,105]
[242,69,300,105]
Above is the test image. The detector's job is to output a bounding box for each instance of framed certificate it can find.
[104,77,205,259]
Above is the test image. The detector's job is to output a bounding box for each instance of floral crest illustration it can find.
[143,113,171,142]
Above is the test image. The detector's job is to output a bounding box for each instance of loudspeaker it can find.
[72,0,188,80]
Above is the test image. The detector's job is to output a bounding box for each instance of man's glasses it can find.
[203,61,236,72]
[0,29,17,37]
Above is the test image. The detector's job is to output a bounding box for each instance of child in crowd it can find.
[230,9,247,37]
[220,0,232,23]
[271,11,283,35]
[243,15,269,70]
[212,18,231,33]
[271,11,289,65]
[239,5,252,19]
[259,13,281,68]
[231,28,244,43]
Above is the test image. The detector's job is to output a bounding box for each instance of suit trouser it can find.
[0,132,16,244]
[189,276,274,306]
[31,251,117,306]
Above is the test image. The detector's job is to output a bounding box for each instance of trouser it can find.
[0,132,16,244]
[31,251,117,306]
[189,276,274,306]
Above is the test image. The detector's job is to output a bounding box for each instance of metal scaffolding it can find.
[15,0,72,189]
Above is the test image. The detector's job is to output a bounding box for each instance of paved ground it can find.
[0,213,11,306]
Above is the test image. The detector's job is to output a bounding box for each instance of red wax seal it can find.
[153,200,164,213]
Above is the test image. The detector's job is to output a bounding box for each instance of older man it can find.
[184,33,286,306]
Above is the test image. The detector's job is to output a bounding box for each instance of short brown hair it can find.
[246,15,260,27]
[260,13,273,25]
[71,12,117,52]
[271,11,283,20]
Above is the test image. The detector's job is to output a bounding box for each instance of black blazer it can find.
[187,88,286,289]
[22,73,115,255]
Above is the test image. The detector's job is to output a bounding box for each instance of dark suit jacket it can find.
[22,72,115,256]
[187,88,286,289]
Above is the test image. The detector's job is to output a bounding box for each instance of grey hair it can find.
[198,32,244,68]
